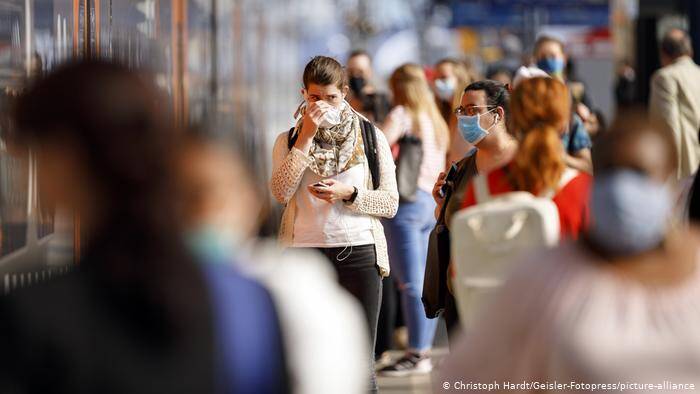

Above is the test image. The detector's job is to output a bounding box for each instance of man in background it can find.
[649,28,700,179]
[346,50,391,123]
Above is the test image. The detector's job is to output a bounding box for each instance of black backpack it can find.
[287,119,381,190]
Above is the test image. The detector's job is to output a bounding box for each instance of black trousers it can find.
[313,244,382,393]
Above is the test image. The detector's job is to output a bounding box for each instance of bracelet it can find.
[343,186,358,204]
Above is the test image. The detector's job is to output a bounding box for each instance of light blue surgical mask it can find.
[184,225,243,265]
[457,108,498,145]
[537,57,565,76]
[588,170,673,256]
[434,78,456,101]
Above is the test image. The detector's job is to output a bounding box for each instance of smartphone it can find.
[439,163,459,198]
[310,181,328,189]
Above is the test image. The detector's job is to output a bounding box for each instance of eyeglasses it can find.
[453,105,496,117]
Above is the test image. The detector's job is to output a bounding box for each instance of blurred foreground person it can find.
[0,60,272,393]
[650,28,700,180]
[437,112,700,392]
[176,134,368,394]
[378,64,448,375]
[270,56,398,393]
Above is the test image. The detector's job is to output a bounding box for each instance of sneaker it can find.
[374,352,393,371]
[377,352,432,377]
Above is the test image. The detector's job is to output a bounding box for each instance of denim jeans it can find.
[383,189,438,352]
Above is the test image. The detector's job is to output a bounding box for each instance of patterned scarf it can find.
[294,101,365,177]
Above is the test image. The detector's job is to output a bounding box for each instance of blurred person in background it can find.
[650,28,700,180]
[346,50,392,124]
[459,77,591,239]
[432,58,478,165]
[615,59,637,108]
[534,35,593,173]
[428,80,517,339]
[377,64,448,375]
[176,134,367,394]
[0,60,289,394]
[270,55,398,393]
[436,112,700,391]
[485,66,513,87]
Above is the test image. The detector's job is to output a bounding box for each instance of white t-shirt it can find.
[292,163,374,247]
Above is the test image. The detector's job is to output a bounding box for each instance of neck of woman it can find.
[476,131,518,173]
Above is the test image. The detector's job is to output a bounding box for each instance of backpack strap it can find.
[287,127,297,150]
[360,119,381,190]
[540,168,579,199]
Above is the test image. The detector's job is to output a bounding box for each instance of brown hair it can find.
[303,56,347,90]
[510,77,570,193]
[533,35,565,56]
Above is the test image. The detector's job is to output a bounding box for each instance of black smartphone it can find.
[439,163,459,198]
[310,181,328,189]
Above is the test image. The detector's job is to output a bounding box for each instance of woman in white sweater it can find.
[270,56,398,393]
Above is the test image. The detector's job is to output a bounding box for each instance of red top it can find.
[459,165,592,239]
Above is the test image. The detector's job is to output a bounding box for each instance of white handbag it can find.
[450,168,577,329]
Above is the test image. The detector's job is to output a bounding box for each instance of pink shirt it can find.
[381,105,446,194]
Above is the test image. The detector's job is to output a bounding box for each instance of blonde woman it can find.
[378,64,449,376]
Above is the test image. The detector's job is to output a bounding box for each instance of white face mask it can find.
[296,100,344,128]
[319,105,341,128]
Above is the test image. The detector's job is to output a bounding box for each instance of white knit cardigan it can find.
[270,115,398,277]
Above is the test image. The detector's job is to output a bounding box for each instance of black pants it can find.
[374,276,398,358]
[314,244,382,393]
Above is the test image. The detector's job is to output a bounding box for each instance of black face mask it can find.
[349,76,366,96]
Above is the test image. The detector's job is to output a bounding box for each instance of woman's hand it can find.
[295,101,332,153]
[432,171,447,206]
[307,179,355,203]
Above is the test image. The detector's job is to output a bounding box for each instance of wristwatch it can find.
[343,186,359,204]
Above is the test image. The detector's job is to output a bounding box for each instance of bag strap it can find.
[473,174,491,204]
[287,127,297,150]
[540,168,579,199]
[360,119,381,190]
[436,154,475,225]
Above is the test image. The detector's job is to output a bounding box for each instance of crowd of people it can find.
[1,26,700,394]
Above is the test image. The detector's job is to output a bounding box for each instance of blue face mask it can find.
[457,108,498,145]
[184,225,242,265]
[588,170,672,256]
[434,78,456,101]
[537,57,565,76]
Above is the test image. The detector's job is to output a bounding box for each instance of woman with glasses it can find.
[458,77,591,238]
[270,55,398,393]
[376,64,449,376]
[428,80,518,338]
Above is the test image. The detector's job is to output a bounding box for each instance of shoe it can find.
[377,352,432,377]
[374,352,393,371]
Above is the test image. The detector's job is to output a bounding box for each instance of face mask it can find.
[537,57,565,76]
[184,225,243,265]
[588,170,672,256]
[296,100,343,128]
[434,78,456,101]
[349,76,366,96]
[319,104,342,128]
[457,108,498,145]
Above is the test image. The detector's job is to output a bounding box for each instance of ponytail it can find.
[509,77,570,194]
[511,124,565,193]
